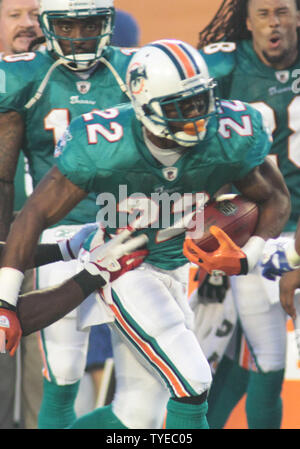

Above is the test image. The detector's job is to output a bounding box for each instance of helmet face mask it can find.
[148,83,218,145]
[126,39,219,147]
[39,0,115,70]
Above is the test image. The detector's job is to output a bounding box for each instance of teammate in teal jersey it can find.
[0,0,140,429]
[192,0,300,429]
[0,0,43,430]
[0,39,290,429]
[0,0,41,214]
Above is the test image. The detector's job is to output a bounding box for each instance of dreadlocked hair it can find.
[198,0,251,48]
[198,0,300,48]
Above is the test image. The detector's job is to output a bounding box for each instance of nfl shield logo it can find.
[275,71,289,83]
[162,167,178,181]
[76,81,91,94]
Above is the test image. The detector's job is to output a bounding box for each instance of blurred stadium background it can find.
[115,0,222,46]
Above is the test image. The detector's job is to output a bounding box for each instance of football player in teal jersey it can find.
[193,0,300,429]
[0,0,141,429]
[0,39,290,429]
[0,0,43,429]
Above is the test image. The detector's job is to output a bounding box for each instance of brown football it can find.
[188,194,259,252]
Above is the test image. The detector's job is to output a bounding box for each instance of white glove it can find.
[58,222,99,261]
[84,227,149,284]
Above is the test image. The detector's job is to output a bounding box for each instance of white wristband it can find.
[242,236,266,273]
[285,239,300,268]
[0,267,24,307]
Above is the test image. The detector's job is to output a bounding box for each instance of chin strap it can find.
[99,56,130,98]
[24,54,131,110]
[24,58,66,109]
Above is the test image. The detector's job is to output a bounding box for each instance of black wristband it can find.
[34,244,63,267]
[72,269,107,298]
[0,299,16,312]
[240,257,248,275]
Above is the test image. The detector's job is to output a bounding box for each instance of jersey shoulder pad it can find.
[199,42,237,79]
[102,46,138,72]
[219,99,270,134]
[0,50,46,76]
[56,103,134,163]
[0,51,51,109]
[55,103,135,191]
[217,99,272,168]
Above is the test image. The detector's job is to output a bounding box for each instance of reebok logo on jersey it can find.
[76,81,91,94]
[275,71,289,84]
[162,167,178,181]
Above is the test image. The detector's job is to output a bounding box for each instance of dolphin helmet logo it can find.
[128,63,148,95]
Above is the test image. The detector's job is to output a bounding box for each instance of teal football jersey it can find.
[56,101,271,270]
[0,46,136,225]
[200,40,300,231]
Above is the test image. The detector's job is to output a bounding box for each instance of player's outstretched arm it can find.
[0,227,148,353]
[0,222,99,268]
[0,241,63,268]
[17,228,148,336]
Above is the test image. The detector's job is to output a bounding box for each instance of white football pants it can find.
[38,227,212,428]
[37,225,90,385]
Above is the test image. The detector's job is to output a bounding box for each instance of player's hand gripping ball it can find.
[184,194,259,275]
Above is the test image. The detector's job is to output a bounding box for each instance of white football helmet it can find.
[126,39,219,146]
[39,0,114,70]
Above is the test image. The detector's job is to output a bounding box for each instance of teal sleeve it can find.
[55,119,97,192]
[237,105,272,179]
[199,44,236,80]
[199,44,237,98]
[0,59,37,113]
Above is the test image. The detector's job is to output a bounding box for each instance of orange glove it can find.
[183,225,248,276]
[0,304,22,357]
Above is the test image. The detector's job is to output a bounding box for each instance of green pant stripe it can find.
[235,320,263,373]
[111,289,197,397]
